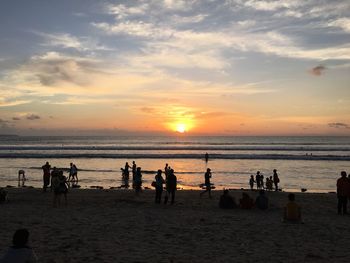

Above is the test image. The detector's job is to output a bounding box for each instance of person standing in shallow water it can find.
[200,168,212,198]
[205,152,209,163]
[41,161,51,192]
[273,169,280,191]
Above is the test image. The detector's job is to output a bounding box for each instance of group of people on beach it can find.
[249,169,280,191]
[40,162,79,207]
[219,189,302,222]
[121,161,142,193]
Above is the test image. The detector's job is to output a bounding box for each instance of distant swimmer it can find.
[205,152,209,163]
[18,170,26,187]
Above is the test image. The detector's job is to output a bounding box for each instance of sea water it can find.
[0,136,349,192]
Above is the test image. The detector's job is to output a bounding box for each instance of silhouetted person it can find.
[205,152,209,163]
[256,171,261,189]
[134,167,142,195]
[41,161,51,192]
[255,190,268,210]
[52,170,68,207]
[337,171,349,215]
[249,175,255,190]
[273,169,280,191]
[240,192,254,209]
[155,169,165,204]
[200,168,212,198]
[0,188,7,203]
[68,163,78,184]
[18,170,26,187]
[124,162,131,182]
[283,193,302,223]
[1,229,37,262]
[219,190,237,209]
[164,169,177,204]
[132,161,137,181]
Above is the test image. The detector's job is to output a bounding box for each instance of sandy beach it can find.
[0,188,349,262]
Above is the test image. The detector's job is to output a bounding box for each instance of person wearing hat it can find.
[200,168,212,198]
[273,169,280,191]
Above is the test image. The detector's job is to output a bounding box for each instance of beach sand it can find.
[0,188,349,262]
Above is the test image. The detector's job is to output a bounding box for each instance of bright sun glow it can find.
[176,123,186,133]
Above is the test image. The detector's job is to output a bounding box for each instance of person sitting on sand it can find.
[52,170,68,207]
[0,188,8,203]
[154,169,165,204]
[283,193,302,223]
[200,168,212,198]
[18,170,26,187]
[41,161,51,192]
[219,190,237,209]
[255,190,268,210]
[337,171,349,215]
[134,167,142,195]
[164,169,177,205]
[239,192,254,209]
[1,228,37,263]
[249,175,255,190]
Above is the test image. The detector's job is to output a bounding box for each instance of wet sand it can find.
[0,188,349,262]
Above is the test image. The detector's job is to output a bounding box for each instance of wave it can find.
[1,153,349,161]
[0,145,350,151]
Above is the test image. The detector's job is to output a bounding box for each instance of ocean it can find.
[0,136,349,192]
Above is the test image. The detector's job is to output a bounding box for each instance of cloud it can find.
[33,31,110,51]
[309,65,327,76]
[328,122,350,129]
[26,114,41,120]
[328,17,350,33]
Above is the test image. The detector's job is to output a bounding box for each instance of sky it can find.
[0,0,349,136]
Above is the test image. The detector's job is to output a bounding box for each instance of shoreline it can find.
[1,184,337,194]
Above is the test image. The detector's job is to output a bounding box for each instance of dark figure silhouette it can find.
[41,161,51,192]
[240,192,254,209]
[134,167,142,195]
[273,169,280,191]
[18,170,26,187]
[164,169,177,204]
[1,229,37,262]
[132,161,137,181]
[155,169,165,204]
[283,193,302,223]
[219,190,237,209]
[255,190,268,210]
[249,175,255,190]
[256,171,261,189]
[200,168,212,198]
[205,152,209,163]
[337,171,349,215]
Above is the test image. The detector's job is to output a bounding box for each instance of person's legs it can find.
[164,190,169,204]
[171,189,175,204]
[343,196,348,214]
[338,196,345,214]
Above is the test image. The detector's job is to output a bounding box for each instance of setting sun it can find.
[176,124,186,133]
